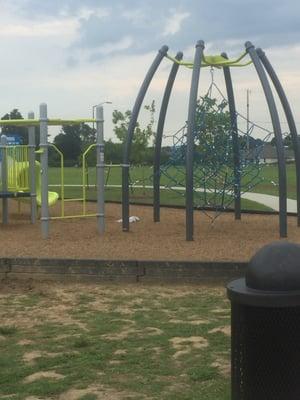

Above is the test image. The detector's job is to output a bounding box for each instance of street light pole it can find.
[92,101,112,131]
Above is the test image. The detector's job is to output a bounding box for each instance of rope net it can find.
[160,70,274,220]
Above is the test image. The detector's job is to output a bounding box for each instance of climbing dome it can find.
[122,40,300,241]
[160,75,274,220]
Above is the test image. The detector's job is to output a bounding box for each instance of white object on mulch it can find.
[117,216,140,223]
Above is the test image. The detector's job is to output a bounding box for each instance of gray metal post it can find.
[122,45,169,232]
[0,135,8,224]
[246,42,287,237]
[186,40,205,241]
[257,48,300,227]
[153,51,183,222]
[39,103,49,239]
[28,111,37,224]
[96,105,105,234]
[222,53,241,220]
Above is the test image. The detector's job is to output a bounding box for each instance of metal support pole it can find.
[246,89,250,151]
[39,103,49,239]
[0,135,8,224]
[153,51,183,222]
[246,42,287,238]
[257,48,300,227]
[222,53,241,220]
[28,111,37,224]
[96,106,105,234]
[122,45,169,232]
[186,40,205,241]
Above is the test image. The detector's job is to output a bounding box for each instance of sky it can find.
[0,0,300,142]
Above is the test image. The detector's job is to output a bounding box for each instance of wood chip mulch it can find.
[0,201,299,261]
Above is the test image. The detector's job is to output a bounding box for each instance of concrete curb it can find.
[0,258,247,283]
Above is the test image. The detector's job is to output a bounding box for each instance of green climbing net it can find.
[160,74,274,220]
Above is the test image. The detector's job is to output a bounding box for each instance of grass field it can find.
[48,162,297,212]
[0,283,230,400]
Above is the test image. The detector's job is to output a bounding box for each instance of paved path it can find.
[241,192,297,213]
[51,184,297,213]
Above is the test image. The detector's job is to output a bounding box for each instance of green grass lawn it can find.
[0,283,230,400]
[48,162,297,212]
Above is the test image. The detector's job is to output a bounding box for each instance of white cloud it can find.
[75,7,110,20]
[163,11,190,36]
[0,1,300,143]
[0,18,79,38]
[122,9,145,23]
[90,36,134,57]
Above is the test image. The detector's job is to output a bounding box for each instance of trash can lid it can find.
[246,241,300,291]
[227,242,300,307]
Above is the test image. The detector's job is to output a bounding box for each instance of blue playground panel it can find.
[5,134,23,145]
[0,134,23,161]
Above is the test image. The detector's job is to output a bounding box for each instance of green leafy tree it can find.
[112,101,155,164]
[51,123,97,166]
[271,133,293,149]
[104,139,123,164]
[194,95,232,168]
[84,139,123,168]
[283,134,293,149]
[79,124,96,149]
[53,125,82,166]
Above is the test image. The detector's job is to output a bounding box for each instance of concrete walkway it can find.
[51,183,297,213]
[241,192,297,213]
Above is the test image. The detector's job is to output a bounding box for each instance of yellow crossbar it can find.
[166,51,252,69]
[0,119,96,127]
[50,214,98,220]
[64,198,84,202]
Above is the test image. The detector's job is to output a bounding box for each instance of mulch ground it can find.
[0,200,299,261]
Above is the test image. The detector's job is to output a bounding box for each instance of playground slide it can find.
[7,160,59,207]
[34,162,59,207]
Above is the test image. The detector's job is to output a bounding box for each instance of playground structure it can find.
[0,40,299,243]
[122,40,300,241]
[0,104,105,239]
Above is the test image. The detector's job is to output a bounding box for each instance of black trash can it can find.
[227,241,300,400]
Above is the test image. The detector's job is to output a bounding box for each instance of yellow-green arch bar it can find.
[166,51,252,68]
[0,118,96,127]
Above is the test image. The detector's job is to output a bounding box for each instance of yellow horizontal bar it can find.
[48,119,97,125]
[64,198,84,202]
[50,214,97,220]
[166,51,252,68]
[0,118,96,127]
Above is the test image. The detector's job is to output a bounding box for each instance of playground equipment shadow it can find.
[0,201,300,262]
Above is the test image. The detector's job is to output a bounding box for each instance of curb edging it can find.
[0,257,247,284]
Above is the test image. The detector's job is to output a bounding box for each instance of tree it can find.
[194,95,233,168]
[79,124,96,150]
[104,139,123,164]
[53,125,82,166]
[112,101,156,164]
[271,133,293,149]
[51,122,98,166]
[1,109,40,145]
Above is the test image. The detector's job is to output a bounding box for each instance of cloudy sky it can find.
[0,0,300,141]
